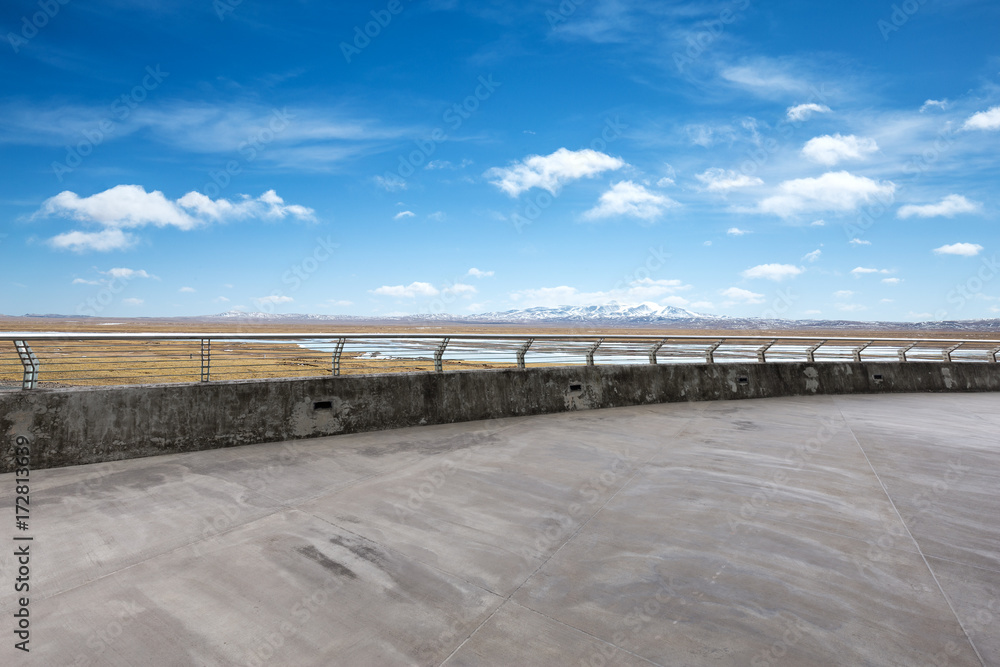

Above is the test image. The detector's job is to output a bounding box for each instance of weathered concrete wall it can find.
[2,361,998,472]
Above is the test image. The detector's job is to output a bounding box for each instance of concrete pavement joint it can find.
[836,401,986,667]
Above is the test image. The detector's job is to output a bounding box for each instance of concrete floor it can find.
[2,393,998,666]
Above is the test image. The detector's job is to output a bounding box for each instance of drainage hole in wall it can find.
[873,374,883,381]
[313,400,333,410]
[569,383,583,392]
[737,377,749,385]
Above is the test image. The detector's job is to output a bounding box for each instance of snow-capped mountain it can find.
[465,302,716,323]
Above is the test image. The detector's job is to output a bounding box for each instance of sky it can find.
[1,0,999,322]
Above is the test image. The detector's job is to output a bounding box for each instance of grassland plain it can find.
[1,315,997,388]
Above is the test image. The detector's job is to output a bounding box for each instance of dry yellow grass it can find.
[2,315,996,388]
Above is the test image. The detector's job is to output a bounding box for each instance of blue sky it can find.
[1,0,999,321]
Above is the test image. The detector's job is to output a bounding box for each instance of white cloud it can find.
[726,227,750,236]
[485,148,625,197]
[897,194,981,219]
[757,171,895,218]
[720,60,809,96]
[467,268,494,278]
[72,278,101,285]
[427,211,446,222]
[741,264,803,281]
[179,286,196,293]
[253,295,294,305]
[933,242,983,257]
[882,278,902,284]
[103,267,156,280]
[696,168,763,192]
[851,267,891,276]
[962,106,1000,131]
[121,298,144,306]
[849,238,871,246]
[509,278,690,308]
[374,175,407,191]
[834,290,854,299]
[801,134,878,165]
[213,296,230,303]
[656,176,675,187]
[443,283,477,295]
[786,103,831,122]
[720,287,764,304]
[583,181,678,221]
[802,249,822,262]
[393,210,415,220]
[50,229,135,252]
[39,185,314,252]
[810,220,826,226]
[372,282,439,298]
[920,99,948,113]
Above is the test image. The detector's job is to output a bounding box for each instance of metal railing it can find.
[1,332,999,390]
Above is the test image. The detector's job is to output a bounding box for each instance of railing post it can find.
[898,342,917,362]
[705,340,723,364]
[852,341,873,363]
[942,343,962,363]
[585,338,604,366]
[517,338,533,370]
[200,339,211,382]
[434,337,450,373]
[14,341,39,390]
[331,338,346,376]
[805,340,826,363]
[990,346,1000,363]
[756,340,776,363]
[648,338,667,364]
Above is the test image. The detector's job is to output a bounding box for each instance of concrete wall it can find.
[2,361,999,472]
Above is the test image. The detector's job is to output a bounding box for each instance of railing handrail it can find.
[3,332,1000,344]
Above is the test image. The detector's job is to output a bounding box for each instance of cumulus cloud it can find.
[802,249,821,262]
[920,99,948,113]
[104,267,156,280]
[38,185,314,252]
[897,194,981,219]
[467,268,494,278]
[394,210,415,220]
[786,103,831,122]
[372,282,440,298]
[373,175,407,191]
[509,278,690,308]
[962,106,1000,131]
[741,264,803,281]
[583,181,678,221]
[253,295,294,305]
[757,171,895,218]
[850,267,891,276]
[179,286,196,293]
[696,168,763,192]
[727,227,750,236]
[933,242,983,257]
[485,148,625,197]
[720,287,764,304]
[849,238,871,246]
[443,283,477,295]
[801,134,878,165]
